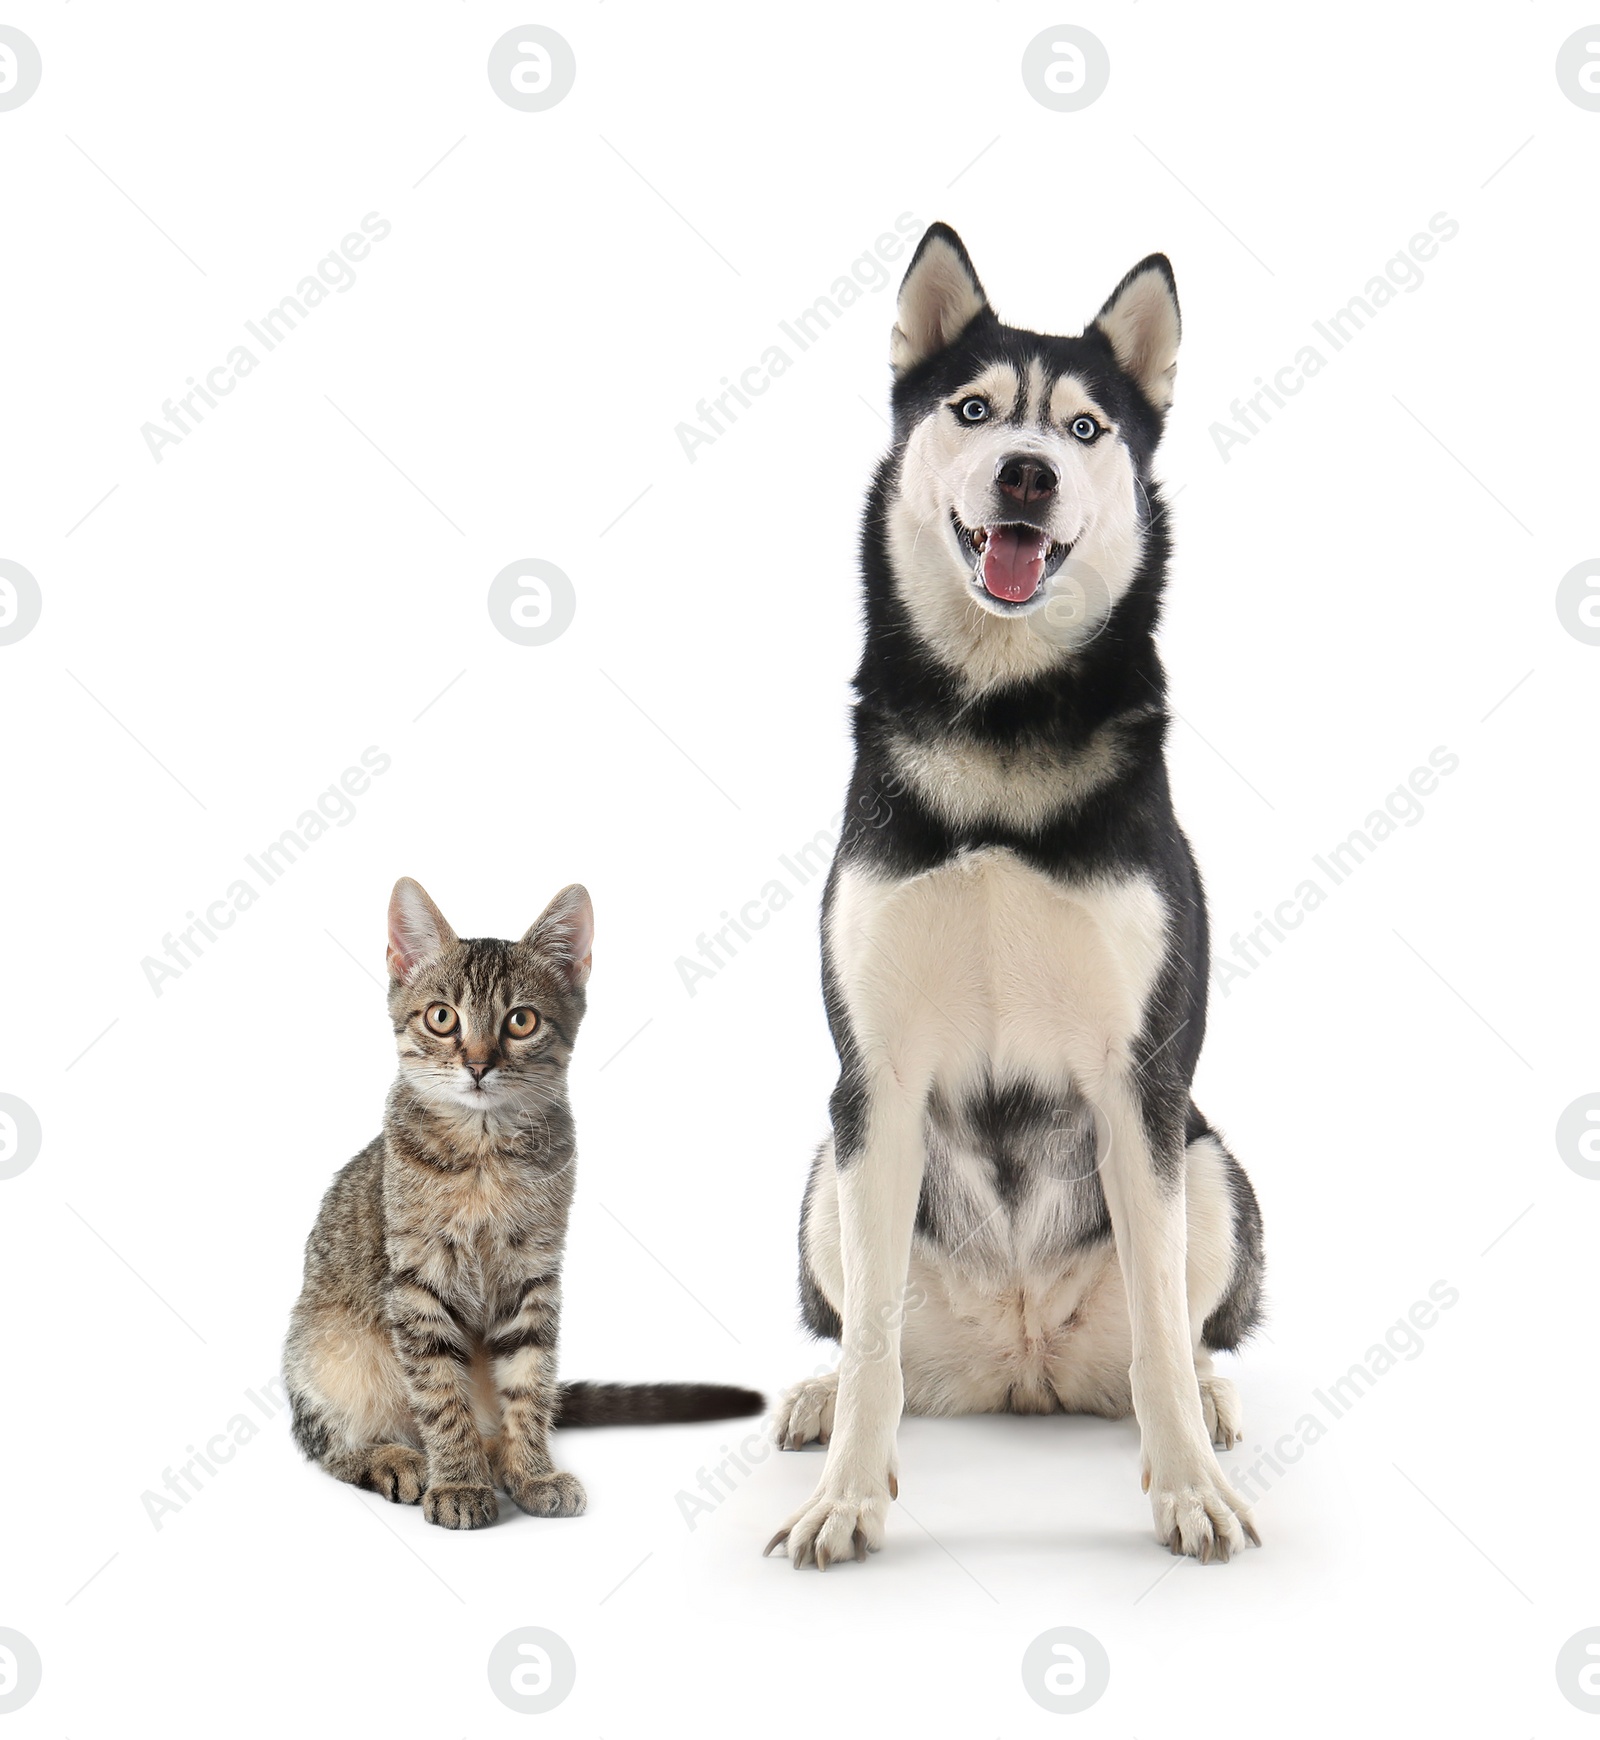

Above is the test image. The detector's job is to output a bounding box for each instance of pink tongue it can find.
[981,525,1047,602]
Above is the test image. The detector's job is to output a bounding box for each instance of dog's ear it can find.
[891,223,990,377]
[1093,255,1181,410]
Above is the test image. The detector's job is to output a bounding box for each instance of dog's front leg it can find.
[767,1080,925,1569]
[1097,1077,1260,1561]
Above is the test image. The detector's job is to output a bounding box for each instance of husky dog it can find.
[766,225,1265,1569]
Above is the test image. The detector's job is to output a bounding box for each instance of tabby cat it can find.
[284,877,760,1529]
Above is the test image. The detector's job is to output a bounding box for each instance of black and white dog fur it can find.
[767,225,1265,1568]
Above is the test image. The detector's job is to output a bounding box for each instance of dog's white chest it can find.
[828,848,1169,1091]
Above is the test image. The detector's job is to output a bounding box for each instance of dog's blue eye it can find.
[959,398,988,422]
[1070,415,1099,442]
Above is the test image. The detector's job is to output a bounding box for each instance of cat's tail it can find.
[553,1380,763,1427]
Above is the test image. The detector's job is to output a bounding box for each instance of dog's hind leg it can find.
[776,1138,845,1450]
[774,1369,839,1449]
[1182,1126,1263,1450]
[1193,1126,1266,1355]
[1194,1351,1242,1451]
[1095,1078,1259,1562]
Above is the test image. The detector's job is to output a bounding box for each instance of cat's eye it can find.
[504,1007,539,1038]
[424,1003,458,1035]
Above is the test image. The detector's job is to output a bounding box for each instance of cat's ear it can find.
[386,878,458,983]
[524,884,593,990]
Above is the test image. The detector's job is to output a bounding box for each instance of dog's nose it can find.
[995,454,1058,506]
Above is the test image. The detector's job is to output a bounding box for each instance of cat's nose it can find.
[465,1059,494,1083]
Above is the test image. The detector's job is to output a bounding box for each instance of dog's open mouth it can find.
[952,514,1072,606]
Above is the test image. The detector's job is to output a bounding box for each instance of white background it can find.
[2,3,1596,1734]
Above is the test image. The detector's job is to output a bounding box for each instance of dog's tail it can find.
[553,1380,763,1427]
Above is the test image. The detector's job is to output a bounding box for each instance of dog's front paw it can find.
[423,1482,498,1530]
[764,1476,892,1570]
[1143,1453,1258,1562]
[506,1470,587,1518]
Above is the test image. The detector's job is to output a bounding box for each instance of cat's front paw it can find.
[367,1445,428,1505]
[506,1470,587,1518]
[423,1482,498,1530]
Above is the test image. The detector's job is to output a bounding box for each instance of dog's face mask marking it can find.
[901,361,1124,608]
[884,227,1181,687]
